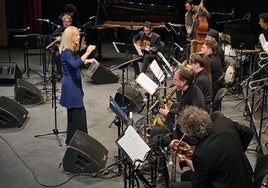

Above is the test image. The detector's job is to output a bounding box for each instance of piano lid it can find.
[97,0,181,26]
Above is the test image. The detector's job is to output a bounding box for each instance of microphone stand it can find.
[34,43,66,146]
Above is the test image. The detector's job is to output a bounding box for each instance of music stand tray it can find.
[110,95,129,125]
[112,42,143,55]
[230,33,255,50]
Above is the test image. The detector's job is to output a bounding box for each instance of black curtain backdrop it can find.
[4,0,267,44]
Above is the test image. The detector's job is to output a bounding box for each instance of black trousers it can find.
[66,106,88,145]
[132,53,158,77]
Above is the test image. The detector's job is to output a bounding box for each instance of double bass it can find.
[188,0,209,53]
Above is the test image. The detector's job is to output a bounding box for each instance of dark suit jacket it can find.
[192,116,254,188]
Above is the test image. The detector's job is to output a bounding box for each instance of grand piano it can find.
[87,0,184,59]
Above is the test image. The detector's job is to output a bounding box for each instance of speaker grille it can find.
[85,64,119,84]
[114,85,145,113]
[0,62,22,85]
[62,130,108,174]
[0,96,28,127]
[14,79,44,105]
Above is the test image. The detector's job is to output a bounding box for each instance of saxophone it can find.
[152,85,177,127]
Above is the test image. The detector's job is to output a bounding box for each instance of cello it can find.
[188,0,209,54]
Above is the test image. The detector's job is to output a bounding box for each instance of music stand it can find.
[110,95,129,126]
[231,33,256,83]
[108,95,129,175]
[112,42,143,56]
[230,33,255,50]
[116,125,151,187]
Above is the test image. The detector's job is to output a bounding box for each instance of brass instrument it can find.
[169,139,193,170]
[145,85,177,138]
[152,85,177,127]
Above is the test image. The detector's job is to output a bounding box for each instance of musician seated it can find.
[169,106,253,188]
[205,29,225,69]
[189,53,212,112]
[201,40,224,99]
[144,67,206,176]
[149,67,206,149]
[132,21,161,79]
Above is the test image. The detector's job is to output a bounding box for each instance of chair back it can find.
[25,33,42,49]
[212,72,226,101]
[212,87,228,111]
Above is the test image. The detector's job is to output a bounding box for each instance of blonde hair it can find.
[58,26,80,53]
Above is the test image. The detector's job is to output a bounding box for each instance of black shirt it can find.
[195,69,212,104]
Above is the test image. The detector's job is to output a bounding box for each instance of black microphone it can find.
[37,18,50,22]
[24,27,30,31]
[231,8,235,18]
[8,27,30,32]
[171,56,182,67]
[89,16,96,20]
[174,42,183,51]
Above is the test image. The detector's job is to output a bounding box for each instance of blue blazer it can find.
[59,48,84,108]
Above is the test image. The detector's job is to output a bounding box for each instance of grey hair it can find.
[177,106,213,140]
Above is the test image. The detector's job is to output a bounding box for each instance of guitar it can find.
[135,39,151,51]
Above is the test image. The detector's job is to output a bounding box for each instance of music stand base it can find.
[34,129,66,146]
[24,67,42,78]
[93,156,125,177]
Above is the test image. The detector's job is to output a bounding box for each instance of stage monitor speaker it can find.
[62,130,108,174]
[85,63,119,84]
[114,85,145,113]
[14,79,44,105]
[0,62,22,85]
[0,96,28,128]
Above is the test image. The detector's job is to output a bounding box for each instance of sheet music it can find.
[259,34,268,54]
[117,125,150,166]
[150,60,165,83]
[136,73,158,95]
[134,44,143,56]
[112,42,122,53]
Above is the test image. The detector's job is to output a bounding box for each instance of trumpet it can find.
[248,78,268,90]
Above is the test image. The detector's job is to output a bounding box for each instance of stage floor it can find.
[0,42,264,187]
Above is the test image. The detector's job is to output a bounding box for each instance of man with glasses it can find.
[145,66,206,180]
[149,66,206,147]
